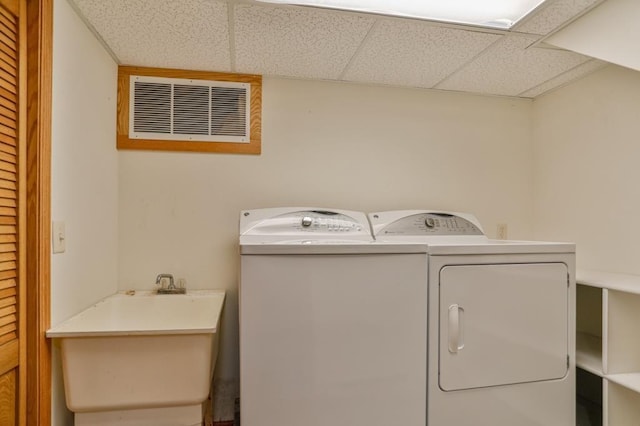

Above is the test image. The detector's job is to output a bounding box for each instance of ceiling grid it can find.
[71,0,611,98]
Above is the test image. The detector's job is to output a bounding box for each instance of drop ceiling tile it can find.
[343,20,502,88]
[233,5,375,79]
[436,34,591,97]
[71,0,231,70]
[514,0,601,35]
[520,59,607,97]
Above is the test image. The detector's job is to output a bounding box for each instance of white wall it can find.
[118,77,534,418]
[532,65,640,273]
[50,0,119,424]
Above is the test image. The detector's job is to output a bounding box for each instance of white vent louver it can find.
[130,75,250,143]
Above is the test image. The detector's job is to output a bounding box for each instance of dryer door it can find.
[439,262,569,391]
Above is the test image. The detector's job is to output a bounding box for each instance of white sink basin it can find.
[47,290,225,426]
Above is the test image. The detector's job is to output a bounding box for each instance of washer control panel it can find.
[241,209,369,236]
[290,210,364,233]
[375,212,484,236]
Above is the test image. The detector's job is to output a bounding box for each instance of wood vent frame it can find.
[117,66,262,154]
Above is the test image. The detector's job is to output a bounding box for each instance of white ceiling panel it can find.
[514,0,602,35]
[343,20,502,88]
[69,0,612,98]
[436,34,591,96]
[234,4,375,79]
[71,0,231,71]
[520,58,607,97]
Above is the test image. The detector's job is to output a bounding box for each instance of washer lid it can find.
[369,210,488,244]
[239,207,373,244]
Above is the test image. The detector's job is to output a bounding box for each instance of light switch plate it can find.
[52,221,66,253]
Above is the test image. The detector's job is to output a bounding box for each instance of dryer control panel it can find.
[370,211,484,237]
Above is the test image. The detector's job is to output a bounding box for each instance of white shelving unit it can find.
[577,269,640,425]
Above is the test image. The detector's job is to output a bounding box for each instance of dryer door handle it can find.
[448,304,465,354]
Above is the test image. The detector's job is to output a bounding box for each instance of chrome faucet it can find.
[155,273,186,294]
[155,273,175,289]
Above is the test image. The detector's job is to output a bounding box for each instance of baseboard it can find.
[212,422,234,426]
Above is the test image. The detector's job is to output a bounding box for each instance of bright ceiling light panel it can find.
[255,0,549,29]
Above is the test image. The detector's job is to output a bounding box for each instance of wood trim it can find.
[117,66,262,154]
[16,0,24,423]
[26,0,51,425]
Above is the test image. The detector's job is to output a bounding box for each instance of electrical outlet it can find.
[497,223,508,240]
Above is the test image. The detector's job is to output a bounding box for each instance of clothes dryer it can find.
[369,210,576,426]
[239,207,429,426]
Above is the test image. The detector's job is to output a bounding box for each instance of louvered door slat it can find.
[0,198,15,208]
[0,143,13,156]
[0,297,15,310]
[0,11,15,32]
[0,151,13,164]
[0,21,15,44]
[0,217,14,225]
[0,33,15,52]
[0,329,14,345]
[0,278,14,290]
[0,252,14,262]
[0,105,15,124]
[0,198,16,209]
[0,55,15,77]
[0,322,14,336]
[0,261,16,272]
[0,168,14,181]
[0,72,15,95]
[0,138,16,151]
[0,67,13,84]
[0,270,15,282]
[0,4,15,25]
[0,243,15,253]
[0,66,13,82]
[0,234,14,243]
[0,313,14,327]
[0,180,15,191]
[0,95,14,112]
[0,43,11,62]
[0,207,14,216]
[0,160,13,172]
[0,188,14,199]
[0,302,13,317]
[0,86,15,105]
[0,123,15,137]
[0,285,14,298]
[0,225,14,234]
[0,114,14,132]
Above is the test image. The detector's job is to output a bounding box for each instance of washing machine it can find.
[369,210,576,426]
[239,207,429,426]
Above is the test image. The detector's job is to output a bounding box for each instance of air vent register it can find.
[130,75,250,143]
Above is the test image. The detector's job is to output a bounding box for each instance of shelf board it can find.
[576,332,603,376]
[577,269,640,295]
[606,373,640,393]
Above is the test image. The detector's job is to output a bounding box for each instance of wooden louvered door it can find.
[0,0,23,425]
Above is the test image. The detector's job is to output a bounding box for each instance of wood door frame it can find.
[25,0,52,424]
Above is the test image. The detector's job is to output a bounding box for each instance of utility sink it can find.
[46,290,225,426]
